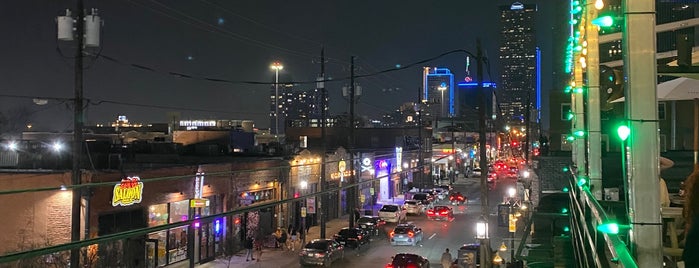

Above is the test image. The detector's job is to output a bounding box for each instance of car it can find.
[432,188,448,200]
[426,205,454,221]
[389,223,423,246]
[449,192,467,205]
[435,184,452,193]
[471,168,482,177]
[487,172,497,183]
[403,200,425,215]
[333,227,370,249]
[411,193,433,206]
[356,216,386,236]
[378,204,407,223]
[299,239,344,267]
[385,253,430,268]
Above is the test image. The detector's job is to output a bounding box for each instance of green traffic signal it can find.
[592,16,614,27]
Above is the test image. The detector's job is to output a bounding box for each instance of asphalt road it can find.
[288,174,519,268]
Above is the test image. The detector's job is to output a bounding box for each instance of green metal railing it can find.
[568,172,637,268]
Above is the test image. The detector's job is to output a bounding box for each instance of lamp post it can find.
[438,83,448,118]
[507,188,517,263]
[270,62,284,136]
[300,179,308,245]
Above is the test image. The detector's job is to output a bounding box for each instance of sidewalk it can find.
[167,215,351,268]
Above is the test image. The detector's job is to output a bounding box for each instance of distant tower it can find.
[499,2,537,123]
[423,67,455,125]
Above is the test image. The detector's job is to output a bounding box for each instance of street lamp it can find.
[270,61,284,136]
[438,82,448,118]
[476,215,489,239]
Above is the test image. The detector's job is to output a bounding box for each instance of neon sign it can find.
[112,176,144,207]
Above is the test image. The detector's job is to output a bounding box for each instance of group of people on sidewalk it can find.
[244,224,304,262]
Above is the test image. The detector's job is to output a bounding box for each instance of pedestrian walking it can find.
[244,237,254,262]
[288,228,298,251]
[682,170,699,267]
[441,248,453,268]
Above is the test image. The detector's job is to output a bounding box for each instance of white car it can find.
[378,204,406,223]
[390,223,423,246]
[403,200,425,215]
[432,188,448,200]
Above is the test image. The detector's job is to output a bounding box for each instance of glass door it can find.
[199,221,216,263]
[145,239,159,268]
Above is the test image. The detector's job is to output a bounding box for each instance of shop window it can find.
[167,200,190,263]
[239,189,276,206]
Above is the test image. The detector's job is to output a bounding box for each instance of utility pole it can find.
[71,2,85,267]
[319,47,327,238]
[348,56,356,228]
[476,40,491,268]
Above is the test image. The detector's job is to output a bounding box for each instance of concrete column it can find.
[622,0,663,266]
[585,3,603,200]
[573,57,586,174]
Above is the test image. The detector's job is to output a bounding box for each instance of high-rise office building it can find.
[422,67,455,122]
[269,83,294,134]
[499,2,537,123]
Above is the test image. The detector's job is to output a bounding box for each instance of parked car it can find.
[385,253,430,268]
[378,204,407,223]
[471,168,482,177]
[403,200,425,215]
[449,192,466,205]
[389,222,423,246]
[356,216,386,236]
[333,227,370,249]
[299,239,344,267]
[426,205,454,221]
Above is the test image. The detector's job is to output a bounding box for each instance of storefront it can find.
[144,195,224,267]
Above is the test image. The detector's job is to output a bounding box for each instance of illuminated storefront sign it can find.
[330,170,355,180]
[190,198,209,208]
[112,176,144,207]
[194,172,205,199]
[395,147,402,172]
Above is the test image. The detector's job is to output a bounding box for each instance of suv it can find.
[378,204,406,223]
[402,200,424,215]
[357,216,386,236]
[333,227,369,249]
[389,223,423,246]
[449,192,466,205]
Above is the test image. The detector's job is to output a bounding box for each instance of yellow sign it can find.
[330,170,355,180]
[301,207,307,218]
[112,177,144,207]
[360,194,365,203]
[190,198,209,208]
[338,160,346,172]
[509,214,517,233]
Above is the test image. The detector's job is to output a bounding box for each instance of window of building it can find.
[561,103,572,121]
[658,103,666,120]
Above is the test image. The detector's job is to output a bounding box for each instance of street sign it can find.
[370,188,375,195]
[509,214,517,233]
[301,207,307,218]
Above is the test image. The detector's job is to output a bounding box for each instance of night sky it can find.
[0,1,553,132]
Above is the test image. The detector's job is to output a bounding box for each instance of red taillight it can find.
[389,231,395,238]
[357,235,362,240]
[440,211,448,215]
[408,231,414,238]
[427,210,434,216]
[406,264,418,268]
[386,263,394,268]
[458,196,465,201]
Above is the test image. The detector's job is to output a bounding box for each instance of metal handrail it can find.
[569,172,638,268]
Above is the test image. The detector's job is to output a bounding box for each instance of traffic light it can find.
[599,65,624,111]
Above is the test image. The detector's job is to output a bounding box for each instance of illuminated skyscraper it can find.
[499,2,537,122]
[422,67,455,122]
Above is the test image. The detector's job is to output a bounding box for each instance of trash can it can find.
[458,243,480,268]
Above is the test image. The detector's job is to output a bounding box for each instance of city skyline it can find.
[0,1,554,133]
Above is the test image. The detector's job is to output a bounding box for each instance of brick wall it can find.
[532,156,573,192]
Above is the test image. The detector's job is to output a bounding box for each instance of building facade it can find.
[499,2,537,123]
[423,67,455,122]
